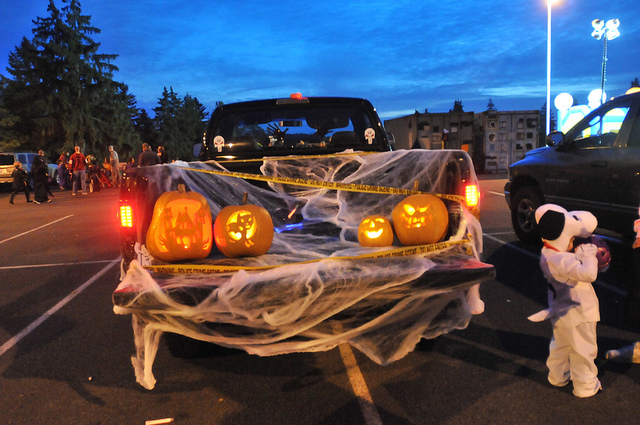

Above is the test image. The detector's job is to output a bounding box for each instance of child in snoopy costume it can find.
[529,204,602,398]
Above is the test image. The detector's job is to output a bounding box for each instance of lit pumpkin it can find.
[146,184,213,262]
[392,193,449,246]
[358,215,394,247]
[214,192,274,258]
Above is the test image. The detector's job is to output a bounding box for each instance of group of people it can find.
[9,150,52,204]
[9,143,169,204]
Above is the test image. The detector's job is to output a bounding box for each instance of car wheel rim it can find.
[517,199,536,232]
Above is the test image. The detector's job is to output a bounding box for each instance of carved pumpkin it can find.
[392,193,449,246]
[146,184,213,262]
[214,192,274,258]
[358,215,394,247]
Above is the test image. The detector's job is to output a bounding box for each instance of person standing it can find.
[57,151,69,190]
[9,161,31,204]
[108,145,120,187]
[70,145,87,195]
[32,153,50,203]
[138,143,160,167]
[529,204,602,398]
[157,146,168,164]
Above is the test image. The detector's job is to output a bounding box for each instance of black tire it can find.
[510,186,543,244]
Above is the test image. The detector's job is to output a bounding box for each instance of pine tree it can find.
[153,87,208,161]
[0,0,138,158]
[450,99,464,113]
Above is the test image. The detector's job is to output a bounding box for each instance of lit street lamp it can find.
[591,18,620,106]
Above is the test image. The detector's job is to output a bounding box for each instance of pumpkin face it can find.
[392,194,449,245]
[146,185,213,262]
[214,194,274,258]
[358,215,394,247]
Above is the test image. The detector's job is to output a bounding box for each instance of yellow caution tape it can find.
[183,165,466,204]
[144,238,472,274]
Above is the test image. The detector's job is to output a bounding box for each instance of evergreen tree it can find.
[133,108,158,153]
[0,0,138,158]
[153,87,209,161]
[450,99,464,113]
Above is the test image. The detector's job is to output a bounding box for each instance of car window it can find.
[0,154,14,166]
[573,104,631,149]
[211,105,378,154]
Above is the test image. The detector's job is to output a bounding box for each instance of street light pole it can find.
[546,0,552,136]
[591,19,620,106]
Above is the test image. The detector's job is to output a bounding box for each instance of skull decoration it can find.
[214,192,274,258]
[145,184,213,262]
[392,193,449,246]
[358,215,394,247]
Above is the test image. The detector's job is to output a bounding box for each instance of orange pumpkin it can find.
[392,193,449,246]
[146,184,213,262]
[358,215,394,247]
[214,192,274,258]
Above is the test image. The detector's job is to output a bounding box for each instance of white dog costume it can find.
[529,204,602,398]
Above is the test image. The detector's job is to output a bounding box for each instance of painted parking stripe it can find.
[0,258,120,357]
[331,322,383,425]
[0,215,73,245]
[0,259,115,270]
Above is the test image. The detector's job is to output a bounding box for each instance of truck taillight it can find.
[119,205,134,228]
[465,184,479,208]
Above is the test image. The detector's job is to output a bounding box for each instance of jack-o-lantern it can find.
[392,192,449,246]
[146,184,213,262]
[358,215,394,247]
[214,192,274,258]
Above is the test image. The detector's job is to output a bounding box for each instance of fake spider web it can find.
[113,149,493,389]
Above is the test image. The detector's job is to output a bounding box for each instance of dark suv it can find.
[505,91,640,243]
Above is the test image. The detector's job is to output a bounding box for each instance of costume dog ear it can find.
[537,209,565,241]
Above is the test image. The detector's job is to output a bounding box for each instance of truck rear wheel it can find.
[510,186,543,244]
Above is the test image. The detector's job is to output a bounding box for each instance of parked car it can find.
[0,152,59,186]
[505,90,640,243]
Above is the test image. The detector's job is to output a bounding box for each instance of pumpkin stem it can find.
[177,184,186,193]
[242,192,249,205]
[412,180,419,192]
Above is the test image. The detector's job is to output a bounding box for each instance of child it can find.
[529,204,601,398]
[9,161,31,204]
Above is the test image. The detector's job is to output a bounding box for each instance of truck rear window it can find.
[209,105,380,154]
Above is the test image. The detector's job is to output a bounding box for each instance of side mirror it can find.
[193,143,203,159]
[386,132,395,148]
[546,131,565,147]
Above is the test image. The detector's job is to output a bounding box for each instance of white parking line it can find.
[338,342,383,425]
[0,258,120,357]
[0,215,74,245]
[0,260,115,270]
[331,322,383,425]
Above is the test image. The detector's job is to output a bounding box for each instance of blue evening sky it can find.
[2,0,639,119]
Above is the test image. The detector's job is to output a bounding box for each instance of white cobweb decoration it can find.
[114,150,493,389]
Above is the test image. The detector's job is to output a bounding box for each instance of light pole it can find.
[591,19,620,106]
[546,0,553,136]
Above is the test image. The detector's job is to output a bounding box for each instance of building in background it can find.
[385,109,540,173]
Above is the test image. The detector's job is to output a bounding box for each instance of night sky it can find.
[2,0,639,119]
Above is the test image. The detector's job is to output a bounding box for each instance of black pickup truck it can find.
[113,95,493,389]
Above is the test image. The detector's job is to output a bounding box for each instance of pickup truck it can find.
[113,95,494,389]
[505,90,640,243]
